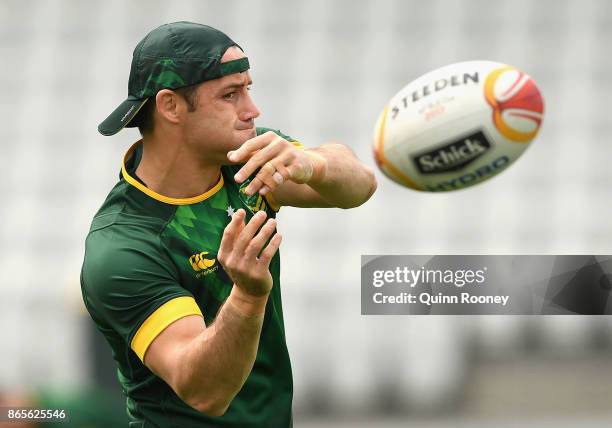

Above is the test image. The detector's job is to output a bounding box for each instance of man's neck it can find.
[135,137,222,200]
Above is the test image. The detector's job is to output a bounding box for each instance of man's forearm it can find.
[174,287,267,416]
[305,143,377,209]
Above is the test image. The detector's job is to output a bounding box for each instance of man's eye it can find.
[224,92,236,99]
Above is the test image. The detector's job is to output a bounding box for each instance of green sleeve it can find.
[81,225,202,361]
[255,126,298,143]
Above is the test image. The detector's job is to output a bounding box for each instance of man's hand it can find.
[227,131,326,196]
[145,209,281,416]
[217,209,282,304]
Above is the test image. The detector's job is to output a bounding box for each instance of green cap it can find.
[98,21,250,136]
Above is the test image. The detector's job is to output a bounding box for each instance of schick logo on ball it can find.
[412,130,492,174]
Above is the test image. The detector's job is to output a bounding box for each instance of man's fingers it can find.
[245,159,291,196]
[245,176,265,196]
[259,185,272,195]
[234,210,268,254]
[234,138,286,183]
[246,163,281,196]
[245,173,280,196]
[286,161,312,183]
[218,209,246,260]
[258,233,282,265]
[274,163,291,181]
[228,131,276,164]
[245,218,277,258]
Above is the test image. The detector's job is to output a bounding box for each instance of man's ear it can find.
[155,89,187,125]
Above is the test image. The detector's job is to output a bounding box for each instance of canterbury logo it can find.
[484,66,544,143]
[189,252,216,271]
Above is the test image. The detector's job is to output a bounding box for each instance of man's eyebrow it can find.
[220,80,253,91]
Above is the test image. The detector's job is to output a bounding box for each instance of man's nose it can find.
[239,91,261,121]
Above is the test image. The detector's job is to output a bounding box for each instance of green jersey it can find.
[81,128,297,427]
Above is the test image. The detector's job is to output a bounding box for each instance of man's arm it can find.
[143,209,281,416]
[228,131,377,209]
[274,143,377,209]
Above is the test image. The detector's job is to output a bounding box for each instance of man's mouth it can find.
[236,121,255,131]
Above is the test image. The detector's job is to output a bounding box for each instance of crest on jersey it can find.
[238,180,268,213]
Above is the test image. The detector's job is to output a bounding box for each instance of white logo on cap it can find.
[121,105,136,123]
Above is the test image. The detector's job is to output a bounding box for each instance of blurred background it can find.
[1,0,612,426]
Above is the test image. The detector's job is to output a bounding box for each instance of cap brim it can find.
[98,97,148,136]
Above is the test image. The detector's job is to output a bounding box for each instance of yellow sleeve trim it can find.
[130,296,203,362]
[290,140,304,150]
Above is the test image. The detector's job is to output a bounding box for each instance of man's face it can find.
[182,46,260,164]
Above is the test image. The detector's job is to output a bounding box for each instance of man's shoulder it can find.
[83,183,177,281]
[82,208,177,301]
[83,215,169,277]
[88,180,175,237]
[255,126,296,142]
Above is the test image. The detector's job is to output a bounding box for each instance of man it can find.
[81,21,376,427]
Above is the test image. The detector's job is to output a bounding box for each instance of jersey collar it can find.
[121,140,224,205]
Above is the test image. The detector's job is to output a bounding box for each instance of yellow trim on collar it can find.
[131,296,203,362]
[122,141,224,205]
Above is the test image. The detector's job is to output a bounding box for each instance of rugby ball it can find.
[373,61,544,192]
